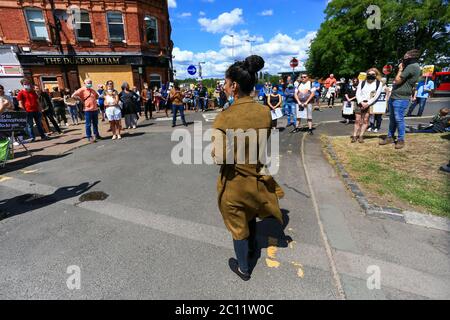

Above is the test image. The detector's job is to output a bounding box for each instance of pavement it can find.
[0,98,449,299]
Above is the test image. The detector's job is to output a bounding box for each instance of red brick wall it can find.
[0,0,171,55]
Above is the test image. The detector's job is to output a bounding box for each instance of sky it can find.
[168,0,329,79]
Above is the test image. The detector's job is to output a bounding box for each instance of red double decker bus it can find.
[433,71,450,96]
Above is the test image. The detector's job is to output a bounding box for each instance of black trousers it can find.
[144,100,153,119]
[43,110,62,133]
[54,107,68,124]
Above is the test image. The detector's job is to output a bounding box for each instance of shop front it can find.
[16,53,170,92]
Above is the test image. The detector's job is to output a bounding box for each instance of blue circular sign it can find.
[187,65,197,76]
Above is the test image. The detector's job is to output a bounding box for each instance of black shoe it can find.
[184,123,188,127]
[308,130,314,135]
[228,258,251,281]
[95,135,102,140]
[172,124,176,128]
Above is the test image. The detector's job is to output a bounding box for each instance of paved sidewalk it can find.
[301,132,450,299]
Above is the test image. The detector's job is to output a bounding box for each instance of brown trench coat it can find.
[212,96,284,240]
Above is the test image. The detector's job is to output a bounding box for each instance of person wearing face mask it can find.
[342,78,358,125]
[72,79,100,143]
[17,79,48,141]
[211,55,284,282]
[352,68,383,143]
[268,84,282,129]
[284,82,297,129]
[294,74,316,135]
[380,49,421,149]
[104,80,122,140]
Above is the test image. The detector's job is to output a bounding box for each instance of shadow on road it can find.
[249,209,293,273]
[0,153,72,175]
[0,181,100,221]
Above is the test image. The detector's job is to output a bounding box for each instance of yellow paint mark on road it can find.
[266,258,281,269]
[20,169,38,174]
[288,240,297,249]
[291,262,305,278]
[267,246,278,259]
[0,176,12,182]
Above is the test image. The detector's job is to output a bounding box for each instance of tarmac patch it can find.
[79,191,109,203]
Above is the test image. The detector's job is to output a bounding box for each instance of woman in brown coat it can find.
[212,55,284,281]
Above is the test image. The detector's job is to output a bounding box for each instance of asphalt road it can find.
[0,97,449,299]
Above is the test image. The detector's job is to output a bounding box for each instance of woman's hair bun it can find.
[243,55,265,74]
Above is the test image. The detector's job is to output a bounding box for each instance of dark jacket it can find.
[119,90,140,115]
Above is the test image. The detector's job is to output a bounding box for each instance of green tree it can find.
[306,0,450,78]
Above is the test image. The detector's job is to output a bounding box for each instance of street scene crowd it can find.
[1,50,449,156]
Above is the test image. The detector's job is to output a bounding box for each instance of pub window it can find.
[144,16,158,44]
[24,8,49,40]
[107,11,125,42]
[149,74,162,89]
[76,10,93,41]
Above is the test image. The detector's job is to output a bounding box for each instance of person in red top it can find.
[17,78,48,141]
[324,74,337,89]
[72,79,101,142]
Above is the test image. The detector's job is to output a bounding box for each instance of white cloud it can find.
[198,8,244,34]
[259,10,273,16]
[178,12,192,18]
[168,0,177,8]
[173,31,317,79]
[199,11,206,16]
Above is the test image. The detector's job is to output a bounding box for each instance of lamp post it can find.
[246,39,255,55]
[228,34,235,60]
[198,62,205,80]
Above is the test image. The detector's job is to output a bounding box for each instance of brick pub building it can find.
[0,0,174,92]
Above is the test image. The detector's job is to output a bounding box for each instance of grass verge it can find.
[326,133,450,218]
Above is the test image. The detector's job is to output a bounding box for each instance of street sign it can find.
[290,58,299,69]
[187,65,197,76]
[383,65,393,75]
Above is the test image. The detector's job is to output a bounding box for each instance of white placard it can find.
[343,101,354,115]
[271,108,283,120]
[296,105,308,119]
[372,101,387,114]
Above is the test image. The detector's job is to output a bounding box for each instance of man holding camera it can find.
[380,49,421,149]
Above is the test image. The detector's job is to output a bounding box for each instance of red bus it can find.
[433,71,450,96]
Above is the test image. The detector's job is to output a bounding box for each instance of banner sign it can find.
[42,56,122,65]
[422,65,435,77]
[0,112,28,132]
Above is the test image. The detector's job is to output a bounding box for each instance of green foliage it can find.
[306,0,450,78]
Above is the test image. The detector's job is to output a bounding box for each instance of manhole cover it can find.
[79,191,109,202]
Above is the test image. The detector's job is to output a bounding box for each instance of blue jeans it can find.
[85,110,99,139]
[407,97,427,117]
[68,106,78,124]
[286,102,297,126]
[387,99,409,141]
[26,111,46,139]
[172,104,187,126]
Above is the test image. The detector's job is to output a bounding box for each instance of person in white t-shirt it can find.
[294,74,316,135]
[352,68,383,143]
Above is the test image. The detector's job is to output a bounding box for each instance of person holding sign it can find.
[294,74,315,135]
[352,68,383,143]
[407,76,435,117]
[268,85,282,129]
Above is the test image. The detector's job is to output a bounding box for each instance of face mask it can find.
[367,75,376,81]
[107,89,113,94]
[86,84,93,89]
[23,85,31,91]
[228,95,235,106]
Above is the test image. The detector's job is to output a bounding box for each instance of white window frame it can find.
[144,16,158,44]
[149,73,162,88]
[106,11,125,42]
[75,10,93,41]
[24,8,49,41]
